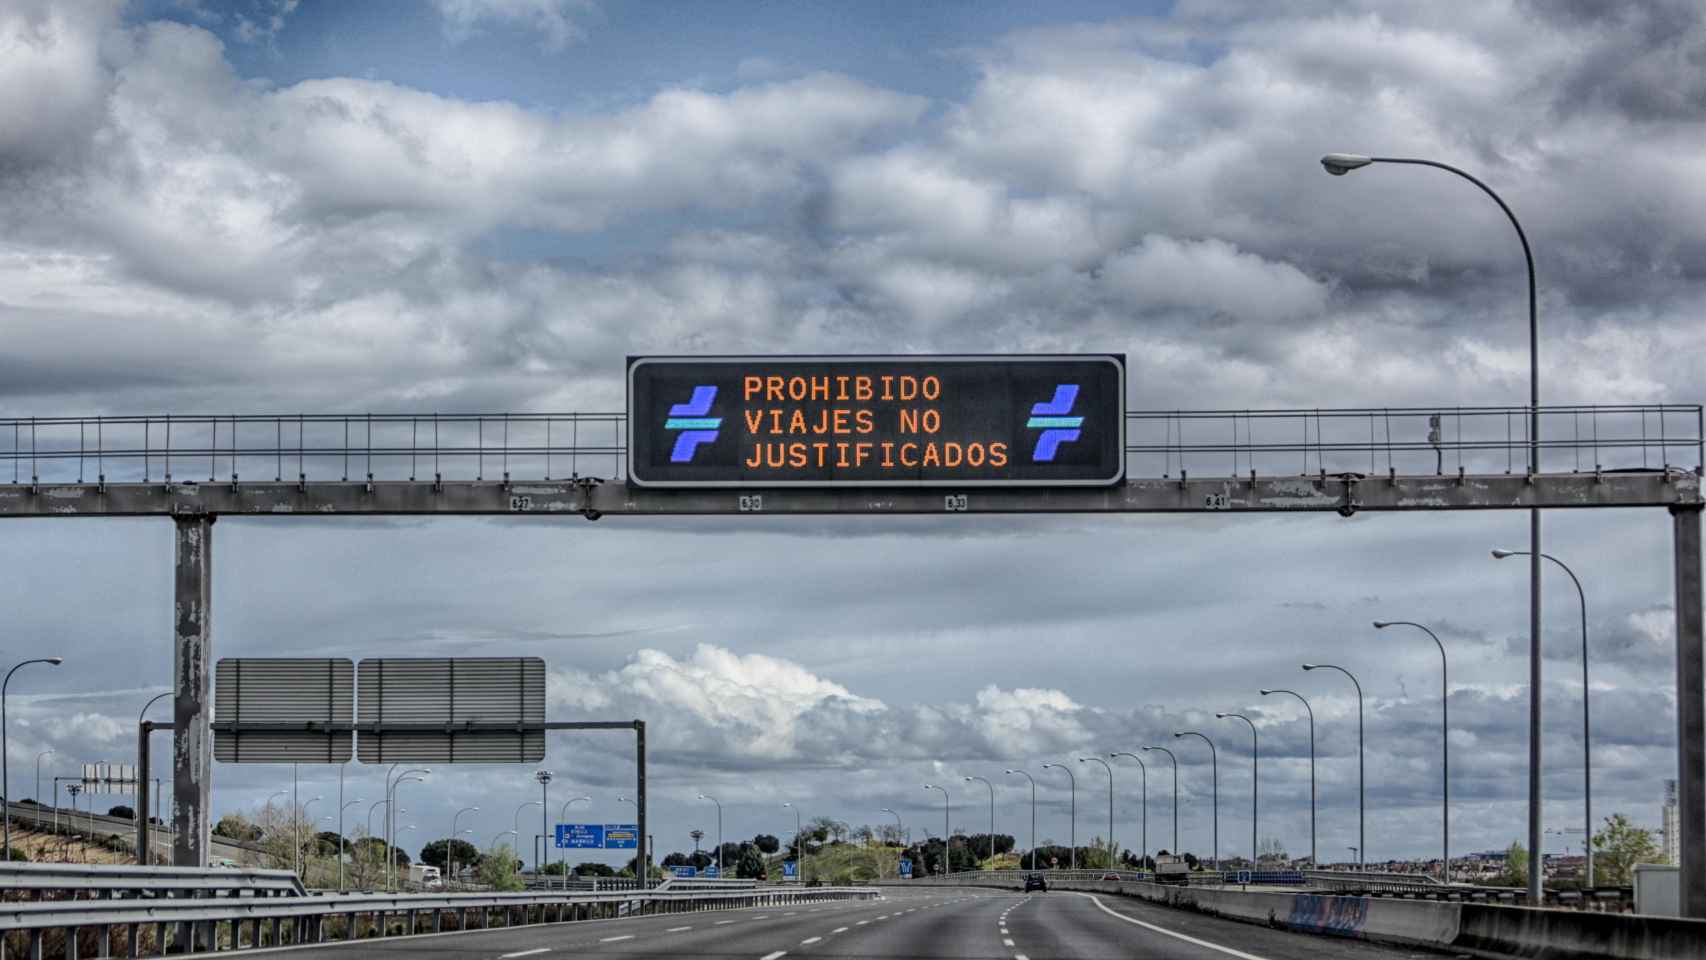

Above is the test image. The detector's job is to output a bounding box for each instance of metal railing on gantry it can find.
[2,405,1697,487]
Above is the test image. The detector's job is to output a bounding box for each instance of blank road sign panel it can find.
[214,658,354,763]
[356,657,546,763]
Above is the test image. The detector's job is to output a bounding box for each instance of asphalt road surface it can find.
[263,887,1430,960]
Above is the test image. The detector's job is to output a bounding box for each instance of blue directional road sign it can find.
[555,824,604,849]
[899,858,913,878]
[782,861,798,880]
[603,824,640,850]
[704,864,719,878]
[673,866,697,878]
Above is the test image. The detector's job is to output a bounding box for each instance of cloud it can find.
[1102,235,1331,324]
[233,0,298,45]
[430,0,597,52]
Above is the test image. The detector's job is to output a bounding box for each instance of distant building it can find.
[1664,779,1680,865]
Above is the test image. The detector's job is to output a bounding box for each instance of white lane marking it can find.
[1081,894,1272,960]
[1015,955,1030,960]
[755,915,771,920]
[800,937,821,945]
[785,911,798,916]
[715,920,737,925]
[666,926,692,932]
[761,953,788,960]
[500,951,550,959]
[855,920,869,926]
[598,935,634,943]
[831,927,848,934]
[1003,939,1015,947]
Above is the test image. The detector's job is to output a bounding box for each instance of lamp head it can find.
[1321,153,1373,175]
[1172,732,1184,738]
[1003,768,1015,774]
[1372,620,1391,629]
[697,793,707,799]
[45,657,64,666]
[1491,548,1518,559]
[1214,713,1227,719]
[1259,689,1274,695]
[1302,664,1318,671]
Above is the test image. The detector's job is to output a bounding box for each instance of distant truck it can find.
[1154,855,1190,885]
[408,864,443,887]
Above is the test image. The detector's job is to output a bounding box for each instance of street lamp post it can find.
[387,773,427,889]
[513,799,543,872]
[1110,753,1148,872]
[696,794,723,876]
[1304,663,1364,869]
[1492,548,1593,887]
[963,777,995,865]
[558,795,590,878]
[1003,769,1036,870]
[1141,746,1178,858]
[1174,733,1219,871]
[299,796,323,877]
[782,802,802,882]
[449,806,480,884]
[3,656,64,859]
[336,798,363,891]
[136,691,169,861]
[1217,714,1258,868]
[1260,689,1316,867]
[1079,758,1115,868]
[1374,620,1452,883]
[879,808,905,875]
[1040,763,1076,870]
[386,769,429,889]
[1321,150,1540,902]
[535,771,553,875]
[923,784,950,874]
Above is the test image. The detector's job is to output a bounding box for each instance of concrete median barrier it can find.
[1454,902,1706,960]
[898,874,1706,958]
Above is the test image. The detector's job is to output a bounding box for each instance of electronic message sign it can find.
[627,355,1125,487]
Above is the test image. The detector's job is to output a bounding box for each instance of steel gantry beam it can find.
[0,470,1696,518]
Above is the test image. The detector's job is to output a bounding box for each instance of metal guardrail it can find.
[0,863,302,898]
[3,404,1697,486]
[0,883,879,957]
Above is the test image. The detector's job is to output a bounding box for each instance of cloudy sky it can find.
[2,0,1702,869]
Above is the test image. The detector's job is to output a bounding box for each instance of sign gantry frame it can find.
[1,399,1701,910]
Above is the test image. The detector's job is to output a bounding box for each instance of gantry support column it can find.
[172,515,214,867]
[1675,504,1704,917]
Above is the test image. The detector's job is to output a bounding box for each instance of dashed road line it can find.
[666,926,692,932]
[715,920,737,926]
[598,935,633,943]
[1015,954,1030,960]
[800,937,821,945]
[855,920,869,926]
[1081,894,1271,960]
[831,927,848,934]
[500,950,550,959]
[1003,939,1015,947]
[760,952,788,960]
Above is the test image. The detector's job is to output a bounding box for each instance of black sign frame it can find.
[627,354,1126,488]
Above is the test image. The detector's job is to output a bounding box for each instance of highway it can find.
[274,887,1420,960]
